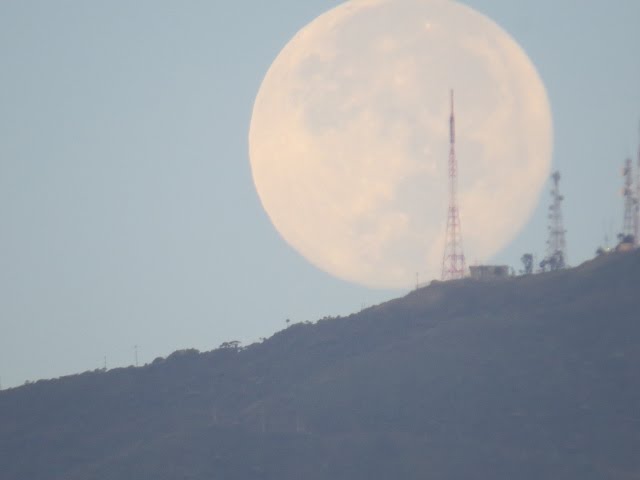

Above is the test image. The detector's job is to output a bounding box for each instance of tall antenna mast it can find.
[441,90,466,280]
[622,157,635,243]
[541,171,566,271]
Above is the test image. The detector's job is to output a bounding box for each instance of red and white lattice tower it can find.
[622,157,635,243]
[441,90,466,280]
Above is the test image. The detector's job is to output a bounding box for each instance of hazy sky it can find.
[1,0,639,388]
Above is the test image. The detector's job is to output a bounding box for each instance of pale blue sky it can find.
[1,1,639,388]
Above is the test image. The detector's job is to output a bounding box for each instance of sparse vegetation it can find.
[0,251,639,479]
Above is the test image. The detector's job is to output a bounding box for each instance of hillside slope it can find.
[1,251,639,479]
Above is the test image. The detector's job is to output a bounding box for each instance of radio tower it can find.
[541,171,566,271]
[621,157,635,243]
[441,90,466,280]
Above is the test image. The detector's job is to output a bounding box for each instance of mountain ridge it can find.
[1,250,639,479]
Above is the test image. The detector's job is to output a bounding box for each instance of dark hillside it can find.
[1,251,639,479]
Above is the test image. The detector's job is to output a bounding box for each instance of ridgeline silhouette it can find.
[1,251,639,479]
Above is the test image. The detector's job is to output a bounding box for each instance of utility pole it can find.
[212,406,218,425]
[134,345,139,367]
[441,90,466,280]
[296,411,305,434]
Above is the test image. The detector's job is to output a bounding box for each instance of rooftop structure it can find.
[469,265,510,281]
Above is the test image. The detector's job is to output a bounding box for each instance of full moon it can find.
[249,0,553,289]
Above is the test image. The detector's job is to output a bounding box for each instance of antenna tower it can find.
[542,171,566,271]
[441,90,466,280]
[622,157,636,243]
